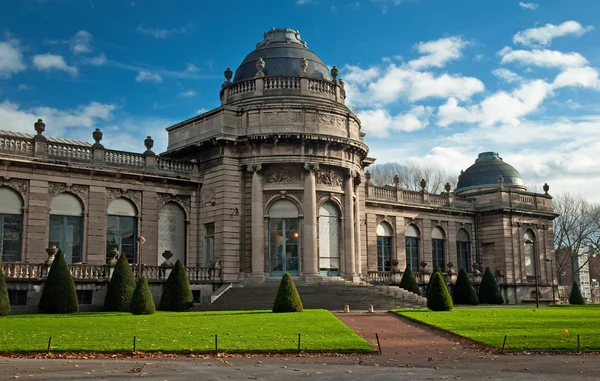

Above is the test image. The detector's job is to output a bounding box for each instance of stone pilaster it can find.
[344,170,357,280]
[248,164,265,281]
[303,163,319,278]
[353,172,362,279]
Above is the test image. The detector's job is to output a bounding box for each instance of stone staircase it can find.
[196,279,427,311]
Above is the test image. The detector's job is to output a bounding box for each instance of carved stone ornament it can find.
[203,187,216,206]
[157,193,191,216]
[299,57,308,74]
[376,214,385,224]
[0,177,29,200]
[317,169,342,187]
[255,57,265,78]
[265,167,299,184]
[106,188,141,210]
[247,164,262,173]
[304,163,319,172]
[48,182,89,205]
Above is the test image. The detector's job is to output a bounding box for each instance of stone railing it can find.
[366,185,475,209]
[156,157,196,173]
[0,135,34,156]
[105,149,145,168]
[228,79,256,96]
[265,77,300,90]
[367,270,392,283]
[47,142,92,161]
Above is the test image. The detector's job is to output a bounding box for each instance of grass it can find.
[0,310,373,353]
[394,307,600,351]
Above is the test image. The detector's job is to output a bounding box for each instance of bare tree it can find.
[367,161,458,194]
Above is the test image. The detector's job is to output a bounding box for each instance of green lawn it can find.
[0,310,374,353]
[394,307,600,351]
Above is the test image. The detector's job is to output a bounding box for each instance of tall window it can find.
[106,198,137,263]
[318,202,340,276]
[524,230,536,277]
[456,229,471,272]
[432,226,446,271]
[49,193,83,263]
[204,223,214,265]
[405,224,420,272]
[158,202,186,265]
[376,222,393,272]
[0,187,23,262]
[268,199,300,276]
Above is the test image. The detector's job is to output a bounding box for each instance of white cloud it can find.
[518,2,538,10]
[136,24,188,39]
[500,48,588,68]
[409,36,469,69]
[135,70,162,83]
[84,53,107,66]
[492,68,522,83]
[553,66,600,89]
[343,65,380,85]
[70,30,93,54]
[184,63,199,73]
[513,21,594,47]
[358,106,433,137]
[180,90,199,97]
[0,39,27,78]
[32,54,77,75]
[17,84,30,91]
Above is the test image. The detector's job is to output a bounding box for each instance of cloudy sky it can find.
[1,0,599,200]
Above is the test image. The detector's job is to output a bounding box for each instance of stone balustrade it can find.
[366,184,475,209]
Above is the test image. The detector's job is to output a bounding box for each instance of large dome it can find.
[233,28,332,83]
[455,152,526,193]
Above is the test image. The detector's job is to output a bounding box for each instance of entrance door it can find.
[269,218,299,276]
[318,202,340,276]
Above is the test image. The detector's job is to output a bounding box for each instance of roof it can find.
[232,28,331,83]
[0,130,91,147]
[456,152,526,193]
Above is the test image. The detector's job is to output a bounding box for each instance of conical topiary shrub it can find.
[452,268,479,305]
[159,259,193,311]
[398,266,420,295]
[39,249,79,313]
[0,266,10,316]
[478,267,504,304]
[569,281,586,305]
[104,254,136,312]
[426,272,453,311]
[272,272,303,313]
[426,266,442,298]
[130,276,156,315]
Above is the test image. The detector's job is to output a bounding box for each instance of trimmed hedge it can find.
[398,266,420,295]
[272,272,304,313]
[104,255,136,312]
[38,250,79,314]
[569,281,586,305]
[426,272,453,311]
[0,266,10,316]
[426,266,442,298]
[478,267,504,304]
[452,268,479,305]
[130,276,156,315]
[159,260,193,311]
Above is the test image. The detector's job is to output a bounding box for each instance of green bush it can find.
[426,272,453,311]
[0,266,10,316]
[159,260,193,311]
[426,267,442,298]
[569,281,586,305]
[104,255,136,312]
[130,276,156,315]
[272,272,303,313]
[478,267,504,304]
[398,266,420,295]
[452,268,479,305]
[38,250,79,314]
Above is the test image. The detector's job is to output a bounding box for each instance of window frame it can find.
[204,222,214,266]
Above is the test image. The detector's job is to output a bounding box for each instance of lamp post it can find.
[545,258,555,304]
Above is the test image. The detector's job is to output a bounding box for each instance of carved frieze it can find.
[316,169,342,187]
[262,111,303,125]
[0,177,28,200]
[318,113,346,130]
[157,193,191,217]
[265,166,300,184]
[48,182,89,203]
[106,187,142,210]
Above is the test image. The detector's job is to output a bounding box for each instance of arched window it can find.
[376,222,393,272]
[158,202,186,265]
[49,193,84,263]
[0,187,23,262]
[318,202,340,276]
[405,224,420,272]
[524,230,536,277]
[432,226,446,271]
[268,199,300,276]
[106,198,138,263]
[456,228,471,272]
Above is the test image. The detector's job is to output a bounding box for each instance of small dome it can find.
[455,152,526,194]
[233,28,332,83]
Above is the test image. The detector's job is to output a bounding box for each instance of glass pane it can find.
[107,216,120,231]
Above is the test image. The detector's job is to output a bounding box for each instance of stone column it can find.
[354,172,362,279]
[344,170,357,280]
[303,163,319,279]
[249,164,265,281]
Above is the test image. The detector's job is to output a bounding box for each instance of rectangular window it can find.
[377,236,392,272]
[0,214,22,262]
[106,216,137,263]
[456,241,471,272]
[432,239,446,270]
[49,215,83,263]
[8,290,27,306]
[204,223,214,266]
[405,237,420,272]
[76,290,93,305]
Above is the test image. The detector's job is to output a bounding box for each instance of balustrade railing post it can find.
[33,119,47,158]
[255,77,264,97]
[92,128,105,163]
[300,77,309,95]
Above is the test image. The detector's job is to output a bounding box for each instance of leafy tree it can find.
[38,250,79,314]
[130,276,156,315]
[398,266,420,295]
[159,260,193,311]
[426,266,442,298]
[104,255,136,312]
[452,268,479,305]
[426,272,453,311]
[478,267,504,304]
[569,281,586,305]
[272,272,303,313]
[0,266,10,316]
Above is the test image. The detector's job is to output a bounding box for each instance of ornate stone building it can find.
[0,28,557,310]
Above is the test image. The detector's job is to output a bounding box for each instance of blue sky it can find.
[1,0,600,200]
